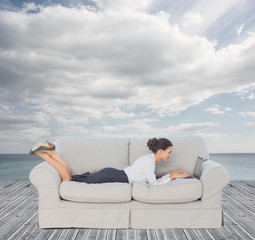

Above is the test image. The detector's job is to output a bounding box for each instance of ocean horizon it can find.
[0,153,254,181]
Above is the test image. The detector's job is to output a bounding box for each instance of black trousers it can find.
[70,167,129,183]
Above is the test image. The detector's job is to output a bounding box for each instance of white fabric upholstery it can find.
[132,179,202,203]
[54,137,129,175]
[60,181,132,203]
[130,209,222,229]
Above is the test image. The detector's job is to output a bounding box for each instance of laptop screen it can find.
[193,156,204,179]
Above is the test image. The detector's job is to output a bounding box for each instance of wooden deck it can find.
[0,181,254,240]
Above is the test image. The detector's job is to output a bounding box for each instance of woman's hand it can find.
[169,171,190,180]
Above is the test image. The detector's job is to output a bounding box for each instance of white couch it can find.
[29,136,230,229]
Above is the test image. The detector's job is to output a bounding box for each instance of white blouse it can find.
[124,153,171,185]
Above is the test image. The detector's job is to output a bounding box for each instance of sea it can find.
[0,153,254,181]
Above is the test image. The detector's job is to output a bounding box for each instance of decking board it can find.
[0,180,254,240]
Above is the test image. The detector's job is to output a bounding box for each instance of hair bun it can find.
[147,138,158,152]
[147,137,173,153]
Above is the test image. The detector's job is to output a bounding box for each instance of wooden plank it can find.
[207,228,226,240]
[6,211,37,240]
[192,229,210,240]
[65,229,80,240]
[182,229,197,240]
[225,183,255,202]
[173,229,188,239]
[163,229,176,239]
[225,182,255,205]
[18,216,40,240]
[75,229,89,240]
[86,229,99,239]
[223,193,255,231]
[154,229,168,240]
[0,195,38,239]
[0,181,21,192]
[116,229,127,240]
[0,187,37,222]
[222,218,245,240]
[96,229,108,240]
[36,229,54,240]
[223,188,255,216]
[227,182,255,202]
[146,229,157,240]
[47,229,64,240]
[224,211,255,239]
[136,229,148,240]
[106,229,116,240]
[232,181,255,193]
[57,229,72,239]
[127,229,136,240]
[0,183,37,216]
[0,181,30,201]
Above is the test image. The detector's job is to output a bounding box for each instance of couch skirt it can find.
[38,201,222,229]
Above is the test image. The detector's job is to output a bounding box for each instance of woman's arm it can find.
[169,171,190,180]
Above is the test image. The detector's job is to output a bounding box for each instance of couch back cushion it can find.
[129,136,209,177]
[54,137,129,175]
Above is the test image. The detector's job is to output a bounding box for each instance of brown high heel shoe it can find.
[46,140,54,147]
[29,142,55,155]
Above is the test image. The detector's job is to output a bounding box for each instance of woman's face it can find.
[160,146,173,162]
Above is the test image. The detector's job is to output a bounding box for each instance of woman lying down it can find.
[30,138,190,185]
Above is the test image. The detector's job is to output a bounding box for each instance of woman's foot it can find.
[35,145,73,177]
[29,142,55,155]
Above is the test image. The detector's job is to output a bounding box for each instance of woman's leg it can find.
[36,152,71,181]
[40,149,72,177]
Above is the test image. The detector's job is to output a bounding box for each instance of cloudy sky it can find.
[0,0,255,153]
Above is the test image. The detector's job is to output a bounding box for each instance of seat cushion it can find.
[60,181,132,203]
[132,179,202,203]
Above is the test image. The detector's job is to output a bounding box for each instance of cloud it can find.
[178,0,242,36]
[239,112,255,117]
[169,122,218,132]
[182,11,202,28]
[0,2,255,149]
[1,4,255,115]
[95,119,219,139]
[247,93,255,99]
[206,105,232,114]
[237,24,244,36]
[102,120,218,136]
[20,127,52,140]
[93,0,152,12]
[107,108,136,119]
[206,105,224,114]
[245,122,255,126]
[198,132,227,140]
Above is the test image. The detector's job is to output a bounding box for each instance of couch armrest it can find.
[29,162,61,208]
[200,160,230,207]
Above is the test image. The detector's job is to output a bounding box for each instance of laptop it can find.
[185,156,205,179]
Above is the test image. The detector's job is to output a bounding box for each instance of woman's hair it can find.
[147,138,173,153]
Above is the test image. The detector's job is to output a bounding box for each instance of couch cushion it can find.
[60,181,132,203]
[129,136,209,177]
[132,179,202,203]
[55,137,129,175]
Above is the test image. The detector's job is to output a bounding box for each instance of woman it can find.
[30,138,190,184]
